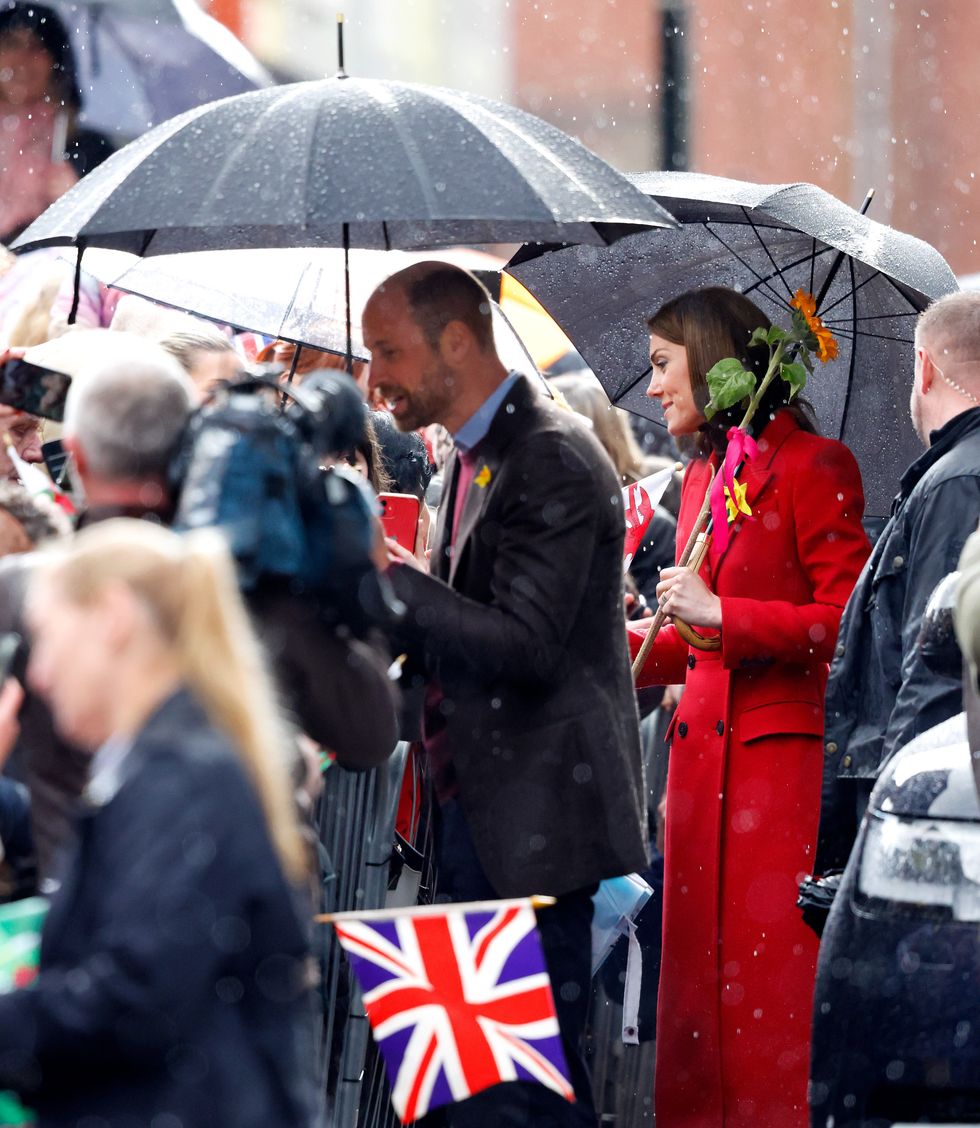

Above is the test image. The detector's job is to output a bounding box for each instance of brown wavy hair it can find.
[647,287,815,455]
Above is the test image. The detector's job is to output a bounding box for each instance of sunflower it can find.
[790,288,839,363]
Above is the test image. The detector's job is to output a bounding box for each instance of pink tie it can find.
[451,449,478,544]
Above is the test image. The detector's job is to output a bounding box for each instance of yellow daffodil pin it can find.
[725,479,752,524]
[475,464,492,488]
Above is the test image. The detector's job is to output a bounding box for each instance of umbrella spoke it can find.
[740,208,797,302]
[816,268,881,319]
[836,255,859,443]
[612,364,653,403]
[824,311,918,324]
[704,226,799,309]
[738,242,841,307]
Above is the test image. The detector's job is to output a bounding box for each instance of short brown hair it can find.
[404,265,495,352]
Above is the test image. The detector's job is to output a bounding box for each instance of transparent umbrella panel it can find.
[81,246,547,388]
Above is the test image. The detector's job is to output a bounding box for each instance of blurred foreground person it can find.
[0,3,112,242]
[0,519,317,1127]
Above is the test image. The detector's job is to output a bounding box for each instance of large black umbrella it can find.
[13,76,676,257]
[508,172,959,517]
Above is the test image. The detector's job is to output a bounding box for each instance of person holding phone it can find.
[0,519,318,1125]
[0,348,63,484]
[629,288,870,1128]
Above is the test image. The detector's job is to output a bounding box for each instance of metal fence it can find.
[312,741,656,1128]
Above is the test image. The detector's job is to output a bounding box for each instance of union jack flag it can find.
[332,899,574,1123]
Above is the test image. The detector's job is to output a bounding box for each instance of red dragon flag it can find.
[328,897,574,1123]
[622,465,676,571]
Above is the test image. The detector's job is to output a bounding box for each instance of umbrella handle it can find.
[671,531,722,652]
[631,471,720,680]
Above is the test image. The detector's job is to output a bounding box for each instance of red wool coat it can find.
[630,411,870,1128]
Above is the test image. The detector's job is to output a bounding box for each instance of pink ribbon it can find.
[709,427,758,557]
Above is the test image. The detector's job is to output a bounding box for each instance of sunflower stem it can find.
[734,339,785,434]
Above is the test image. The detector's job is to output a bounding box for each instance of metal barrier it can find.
[313,740,656,1128]
[316,743,408,1128]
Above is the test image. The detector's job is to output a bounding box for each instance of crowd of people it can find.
[0,11,977,1118]
[0,241,977,1128]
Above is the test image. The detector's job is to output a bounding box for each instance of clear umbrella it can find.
[80,245,549,388]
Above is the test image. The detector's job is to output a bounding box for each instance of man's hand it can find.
[0,348,25,369]
[656,566,723,630]
[624,590,653,621]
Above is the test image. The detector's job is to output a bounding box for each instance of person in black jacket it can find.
[0,518,317,1127]
[816,290,980,873]
[364,263,648,1127]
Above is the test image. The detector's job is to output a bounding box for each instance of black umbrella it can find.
[13,74,675,364]
[13,76,676,257]
[508,171,959,517]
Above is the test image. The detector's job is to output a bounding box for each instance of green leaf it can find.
[748,326,770,347]
[779,361,808,399]
[767,324,789,345]
[705,357,758,417]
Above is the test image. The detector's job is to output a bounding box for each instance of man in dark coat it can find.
[364,263,648,1126]
[817,291,980,872]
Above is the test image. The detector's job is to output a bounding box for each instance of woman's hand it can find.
[656,566,723,631]
[386,537,427,572]
[0,678,24,771]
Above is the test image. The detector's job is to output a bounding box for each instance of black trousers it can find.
[418,798,598,1128]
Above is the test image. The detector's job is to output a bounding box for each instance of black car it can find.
[810,711,980,1127]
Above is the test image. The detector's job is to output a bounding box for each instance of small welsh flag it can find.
[4,434,74,517]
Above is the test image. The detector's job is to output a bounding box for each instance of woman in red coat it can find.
[630,288,870,1128]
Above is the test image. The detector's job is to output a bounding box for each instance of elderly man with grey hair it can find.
[0,338,194,878]
[62,340,192,524]
[815,290,980,878]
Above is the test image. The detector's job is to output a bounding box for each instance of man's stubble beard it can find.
[393,359,457,434]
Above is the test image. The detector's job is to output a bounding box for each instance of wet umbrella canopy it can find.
[509,171,959,518]
[12,76,676,256]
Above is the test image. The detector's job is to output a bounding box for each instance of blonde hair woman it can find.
[0,519,316,1127]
